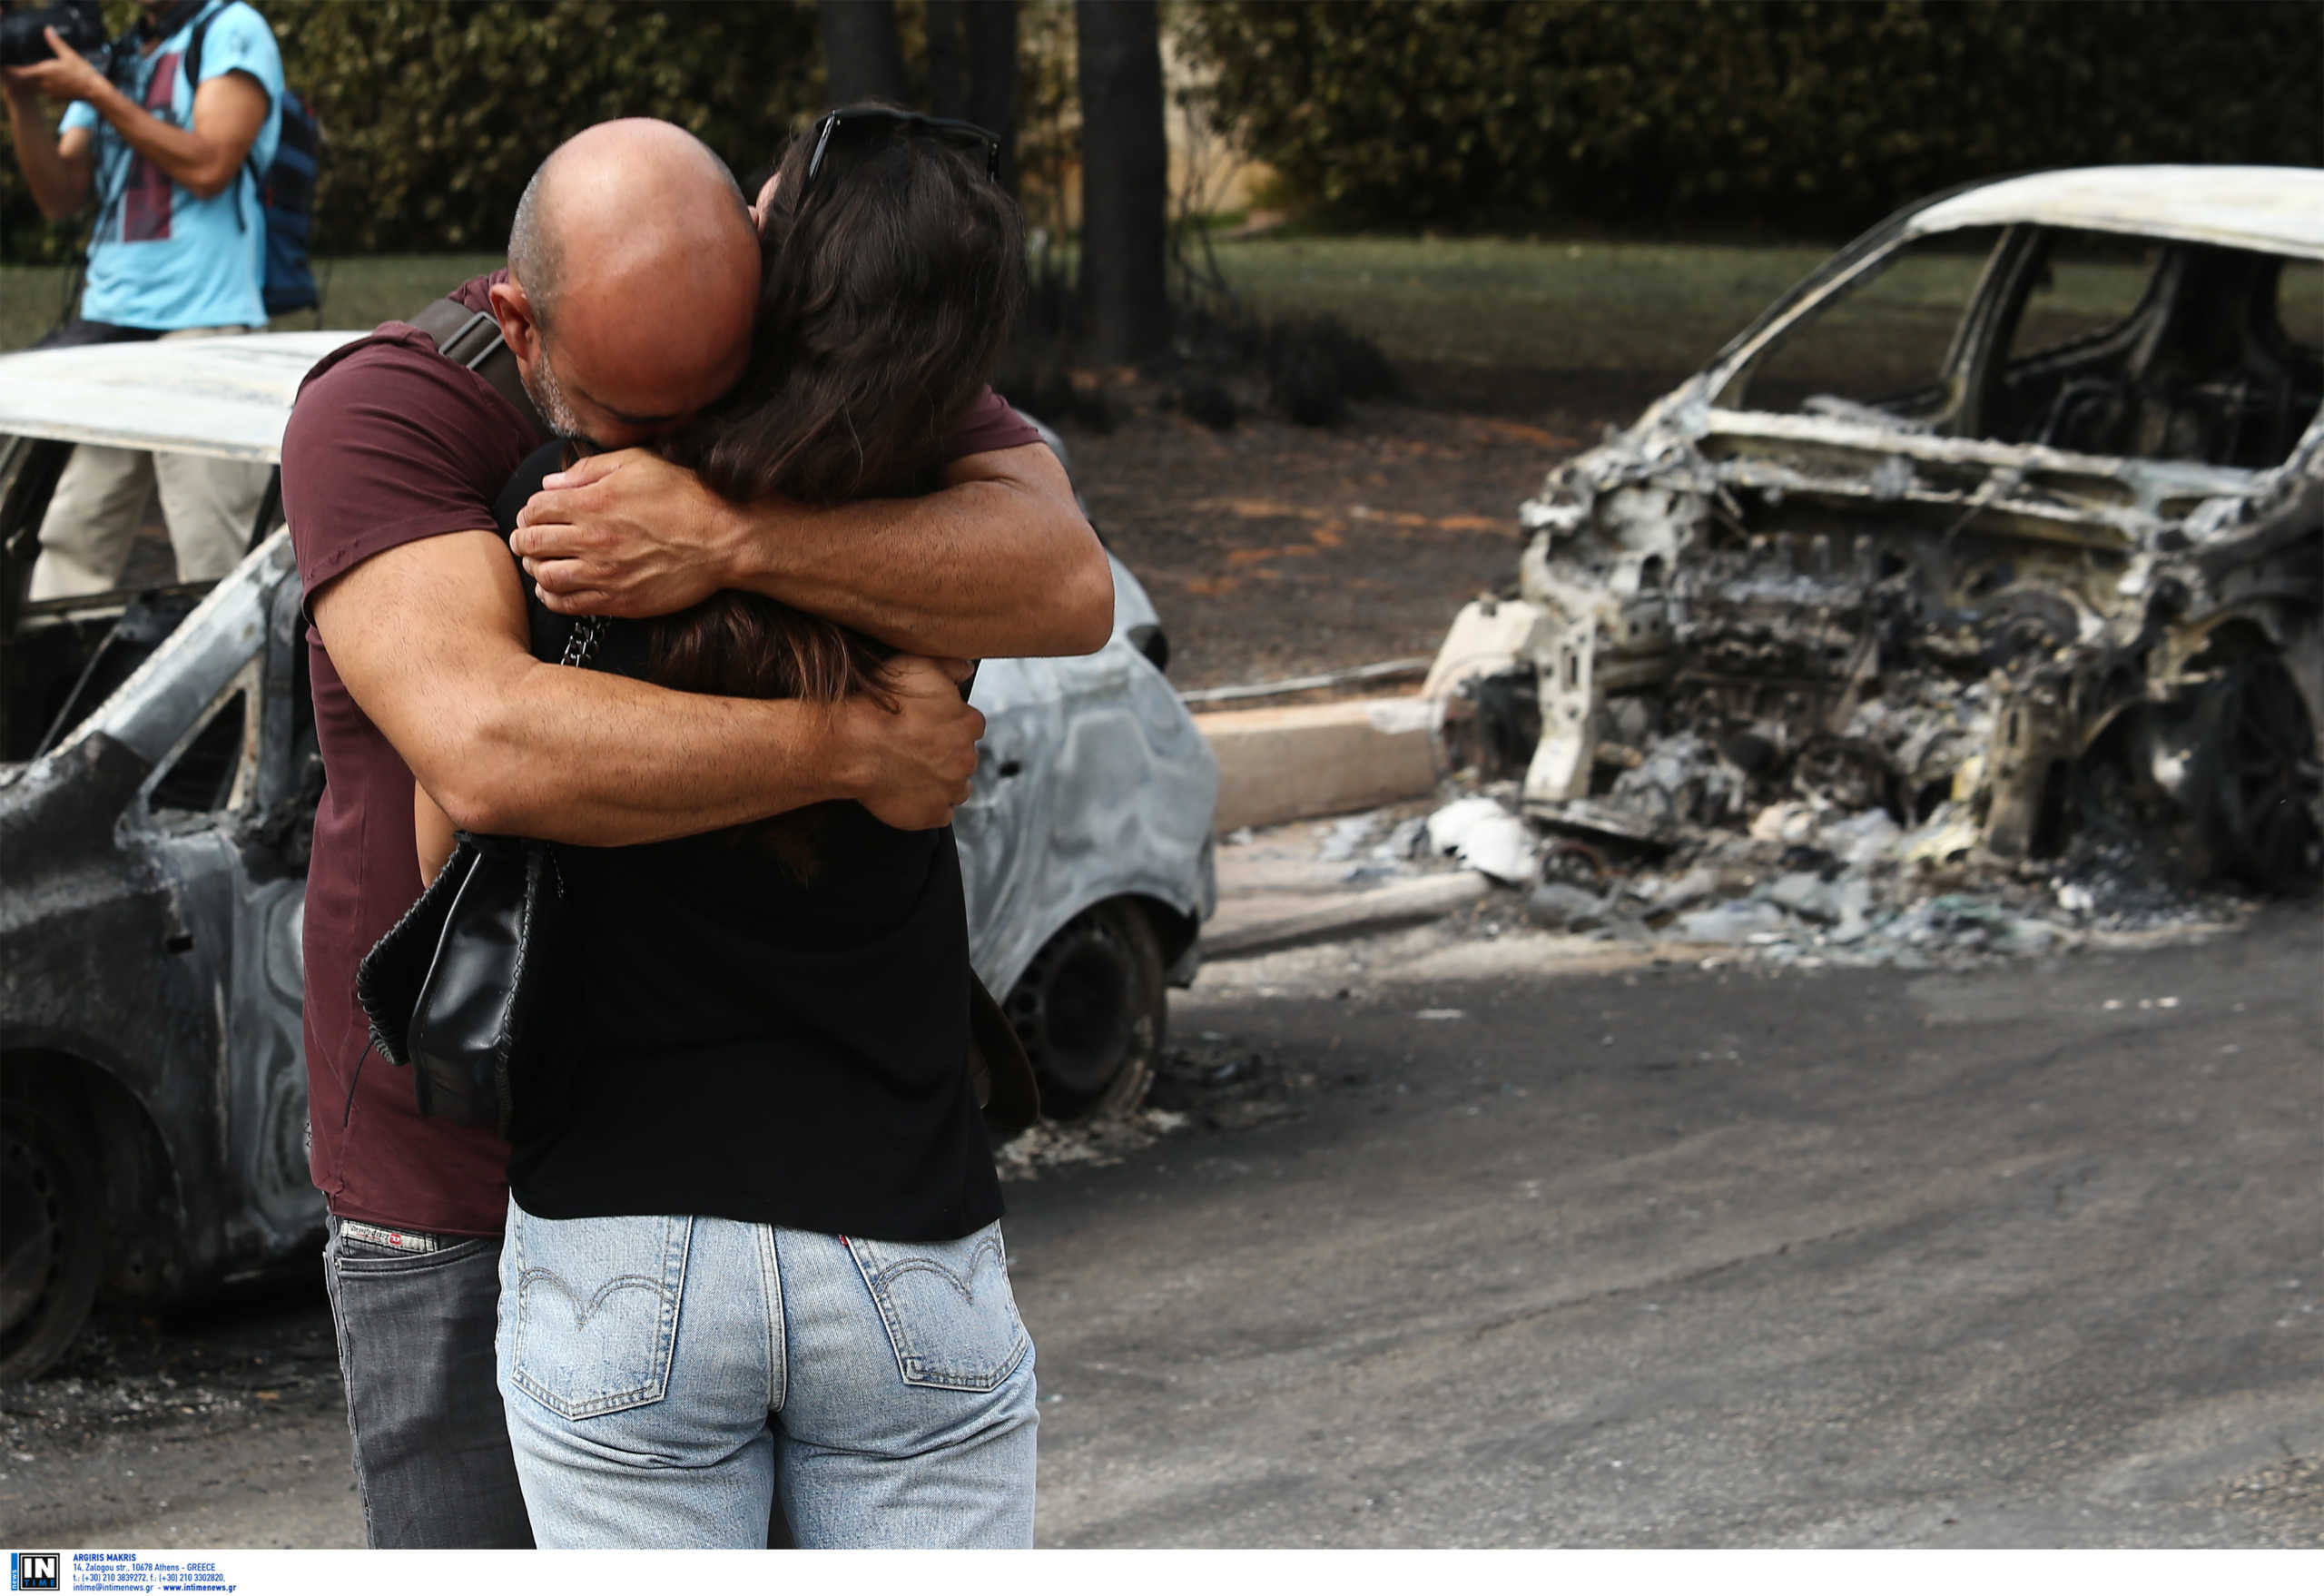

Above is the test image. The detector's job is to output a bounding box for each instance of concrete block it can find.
[1206,872,1489,961]
[1197,695,1443,833]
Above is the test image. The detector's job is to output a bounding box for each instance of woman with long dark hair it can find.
[418,111,1044,1549]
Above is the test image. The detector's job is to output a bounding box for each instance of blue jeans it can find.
[495,1198,1039,1548]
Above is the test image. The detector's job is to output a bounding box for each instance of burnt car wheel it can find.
[0,1093,106,1384]
[1006,900,1166,1122]
[2195,652,2322,891]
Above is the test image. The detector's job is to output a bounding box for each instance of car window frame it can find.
[137,667,261,824]
[1707,222,2017,427]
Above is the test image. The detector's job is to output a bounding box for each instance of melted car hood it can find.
[0,331,362,462]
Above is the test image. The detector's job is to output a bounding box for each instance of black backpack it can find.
[185,3,320,316]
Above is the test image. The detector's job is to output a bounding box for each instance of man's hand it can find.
[3,28,108,106]
[2,44,94,221]
[521,435,1112,657]
[834,655,987,831]
[512,449,743,618]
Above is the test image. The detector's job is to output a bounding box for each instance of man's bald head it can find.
[494,119,761,448]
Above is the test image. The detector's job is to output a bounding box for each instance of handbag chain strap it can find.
[559,615,606,669]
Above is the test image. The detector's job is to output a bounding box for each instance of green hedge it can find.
[1178,0,2324,236]
[3,0,823,264]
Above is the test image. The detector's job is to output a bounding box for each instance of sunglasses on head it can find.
[803,106,1003,190]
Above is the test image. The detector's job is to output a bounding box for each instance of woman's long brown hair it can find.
[646,113,1026,709]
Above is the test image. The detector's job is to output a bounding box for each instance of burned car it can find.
[0,332,1216,1381]
[1455,166,2322,892]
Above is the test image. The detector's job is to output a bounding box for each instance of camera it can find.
[0,0,107,70]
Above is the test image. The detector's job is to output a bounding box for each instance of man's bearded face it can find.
[518,341,596,452]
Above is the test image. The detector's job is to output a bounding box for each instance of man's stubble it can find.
[517,344,593,450]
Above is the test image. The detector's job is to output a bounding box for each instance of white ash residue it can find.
[992,1108,1193,1181]
[1423,729,2263,970]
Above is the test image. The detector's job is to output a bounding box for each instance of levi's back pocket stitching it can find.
[509,1211,692,1420]
[845,1224,1029,1393]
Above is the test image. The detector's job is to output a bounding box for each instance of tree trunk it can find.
[963,0,1019,193]
[1075,0,1167,363]
[819,0,906,106]
[928,2,1017,191]
[926,0,968,120]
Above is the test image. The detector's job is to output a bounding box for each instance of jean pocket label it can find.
[509,1210,692,1419]
[846,1223,1030,1394]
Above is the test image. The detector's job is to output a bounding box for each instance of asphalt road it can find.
[7,911,2319,1547]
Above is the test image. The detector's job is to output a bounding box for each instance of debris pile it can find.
[1409,737,2260,969]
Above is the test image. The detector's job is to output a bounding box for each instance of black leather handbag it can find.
[355,832,566,1135]
[354,616,603,1137]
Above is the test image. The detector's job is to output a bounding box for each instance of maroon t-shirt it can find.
[280,271,1041,1235]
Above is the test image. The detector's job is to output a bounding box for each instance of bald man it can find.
[278,119,1108,1550]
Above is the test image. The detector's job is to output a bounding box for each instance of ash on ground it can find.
[0,1282,341,1456]
[991,1108,1194,1182]
[2210,1454,2324,1549]
[993,1032,1313,1179]
[1145,1030,1314,1132]
[1411,726,2274,969]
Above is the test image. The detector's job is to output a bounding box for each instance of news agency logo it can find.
[9,1552,60,1592]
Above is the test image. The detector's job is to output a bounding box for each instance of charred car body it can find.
[1461,168,2323,891]
[0,333,1216,1381]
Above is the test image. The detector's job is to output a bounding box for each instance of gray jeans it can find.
[320,1215,535,1549]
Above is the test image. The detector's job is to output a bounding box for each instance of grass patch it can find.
[15,235,2303,405]
[4,239,1848,375]
[2,254,502,351]
[1200,235,1844,379]
[1196,233,2306,401]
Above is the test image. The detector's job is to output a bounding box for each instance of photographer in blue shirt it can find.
[3,0,284,597]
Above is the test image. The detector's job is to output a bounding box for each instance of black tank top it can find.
[493,443,1002,1242]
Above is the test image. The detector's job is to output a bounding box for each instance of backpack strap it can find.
[408,297,549,438]
[178,0,242,103]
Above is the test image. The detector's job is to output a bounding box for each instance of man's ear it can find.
[487,278,542,366]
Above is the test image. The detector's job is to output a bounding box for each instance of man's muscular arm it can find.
[509,440,1114,659]
[312,529,984,844]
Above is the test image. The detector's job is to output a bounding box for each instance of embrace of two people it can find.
[281,112,1113,1549]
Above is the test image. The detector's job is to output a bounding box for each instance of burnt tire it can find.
[2192,651,2322,892]
[0,1092,105,1384]
[1005,900,1166,1123]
